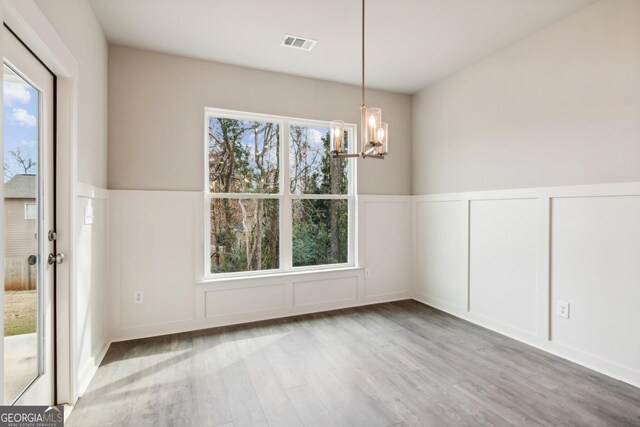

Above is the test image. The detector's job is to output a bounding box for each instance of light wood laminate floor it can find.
[68,301,640,426]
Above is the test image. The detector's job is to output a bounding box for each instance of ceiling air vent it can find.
[281,34,317,51]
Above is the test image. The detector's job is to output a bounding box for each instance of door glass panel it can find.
[3,64,40,404]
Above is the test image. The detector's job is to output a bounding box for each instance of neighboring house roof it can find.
[4,174,36,199]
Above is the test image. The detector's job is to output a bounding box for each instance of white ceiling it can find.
[89,0,596,94]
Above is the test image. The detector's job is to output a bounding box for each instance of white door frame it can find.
[1,0,79,405]
[4,24,56,405]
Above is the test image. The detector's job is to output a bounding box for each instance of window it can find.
[24,203,37,220]
[289,124,349,267]
[206,109,355,276]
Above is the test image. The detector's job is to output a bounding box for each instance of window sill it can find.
[196,266,364,285]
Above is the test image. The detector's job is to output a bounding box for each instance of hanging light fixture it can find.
[331,0,388,159]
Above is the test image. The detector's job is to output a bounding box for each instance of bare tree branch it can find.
[4,147,37,180]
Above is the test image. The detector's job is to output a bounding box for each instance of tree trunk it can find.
[269,204,278,268]
[254,200,262,270]
[329,159,341,261]
[239,200,253,270]
[219,120,235,228]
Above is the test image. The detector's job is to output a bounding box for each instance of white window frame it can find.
[204,107,357,279]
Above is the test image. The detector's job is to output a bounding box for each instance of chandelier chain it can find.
[362,0,365,107]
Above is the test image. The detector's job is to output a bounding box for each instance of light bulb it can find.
[330,120,345,153]
[376,127,385,141]
[368,115,377,128]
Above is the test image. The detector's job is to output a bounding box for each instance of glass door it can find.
[3,26,56,405]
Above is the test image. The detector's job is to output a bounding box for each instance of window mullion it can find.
[281,196,292,271]
[281,119,293,271]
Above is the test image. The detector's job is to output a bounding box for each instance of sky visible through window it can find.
[3,65,38,183]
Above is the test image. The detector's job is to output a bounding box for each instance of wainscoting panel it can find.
[414,200,466,311]
[293,276,358,307]
[109,190,202,337]
[205,284,286,319]
[551,195,640,376]
[413,182,640,388]
[360,197,412,300]
[469,198,538,336]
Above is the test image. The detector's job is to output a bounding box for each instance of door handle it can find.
[48,253,65,265]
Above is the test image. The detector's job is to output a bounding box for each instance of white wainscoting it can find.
[414,200,466,312]
[108,192,412,341]
[195,269,364,327]
[205,283,286,319]
[360,196,412,300]
[413,182,640,388]
[469,198,539,337]
[75,183,110,396]
[109,190,202,340]
[551,196,640,375]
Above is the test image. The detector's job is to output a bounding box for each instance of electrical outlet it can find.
[364,269,371,279]
[557,301,570,319]
[134,291,144,305]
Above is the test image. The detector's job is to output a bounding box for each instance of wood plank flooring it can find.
[67,301,640,426]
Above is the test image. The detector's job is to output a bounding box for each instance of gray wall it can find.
[36,0,108,188]
[108,45,413,195]
[412,0,640,194]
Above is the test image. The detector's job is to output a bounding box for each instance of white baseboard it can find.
[76,340,111,398]
[110,293,411,343]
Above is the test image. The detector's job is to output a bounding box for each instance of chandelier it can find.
[331,0,388,159]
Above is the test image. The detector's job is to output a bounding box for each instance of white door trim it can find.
[2,0,79,405]
[3,24,56,406]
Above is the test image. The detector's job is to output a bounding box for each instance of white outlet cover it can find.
[364,269,371,279]
[557,301,570,319]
